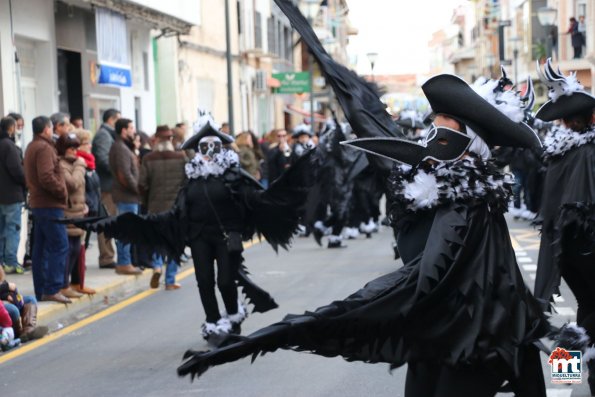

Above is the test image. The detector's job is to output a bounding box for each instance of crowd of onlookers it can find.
[0,107,321,351]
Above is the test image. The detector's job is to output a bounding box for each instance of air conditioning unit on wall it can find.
[254,70,267,92]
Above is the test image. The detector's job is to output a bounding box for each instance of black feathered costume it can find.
[178,2,551,396]
[67,115,315,340]
[532,59,595,393]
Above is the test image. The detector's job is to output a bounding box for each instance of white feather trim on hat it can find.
[537,58,585,103]
[192,109,220,134]
[471,78,525,123]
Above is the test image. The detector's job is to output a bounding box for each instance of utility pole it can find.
[224,0,234,134]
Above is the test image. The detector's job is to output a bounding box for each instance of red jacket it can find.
[0,303,12,328]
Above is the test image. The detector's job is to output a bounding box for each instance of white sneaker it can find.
[359,221,375,234]
[295,224,307,237]
[216,318,232,334]
[201,322,218,339]
[343,227,360,239]
[509,207,522,218]
[520,210,536,220]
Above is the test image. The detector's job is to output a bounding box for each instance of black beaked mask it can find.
[341,126,472,166]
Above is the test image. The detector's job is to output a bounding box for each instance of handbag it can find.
[203,184,243,253]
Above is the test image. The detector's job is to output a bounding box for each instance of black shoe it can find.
[99,262,116,269]
[327,240,347,249]
[312,228,323,247]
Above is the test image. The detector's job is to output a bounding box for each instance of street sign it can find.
[272,72,310,94]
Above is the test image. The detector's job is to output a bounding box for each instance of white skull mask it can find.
[198,136,223,159]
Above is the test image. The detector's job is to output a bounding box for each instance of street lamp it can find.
[366,52,378,81]
[537,7,558,60]
[509,36,522,84]
[299,0,320,129]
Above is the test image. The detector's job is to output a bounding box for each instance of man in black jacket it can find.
[0,117,26,274]
[92,108,120,269]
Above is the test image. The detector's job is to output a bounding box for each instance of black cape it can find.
[178,201,549,379]
[534,144,595,309]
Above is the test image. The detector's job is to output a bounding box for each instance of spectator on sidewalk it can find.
[139,125,186,290]
[267,128,291,183]
[0,300,19,351]
[0,266,48,342]
[0,117,26,275]
[109,118,142,275]
[50,112,71,141]
[71,116,83,129]
[57,133,95,296]
[92,109,120,269]
[75,129,102,218]
[173,122,187,150]
[24,116,70,304]
[567,17,584,59]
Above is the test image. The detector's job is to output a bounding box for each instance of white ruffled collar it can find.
[388,156,514,214]
[543,125,595,161]
[185,149,240,179]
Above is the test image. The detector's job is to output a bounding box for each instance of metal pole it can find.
[309,52,315,129]
[513,49,518,84]
[224,0,234,134]
[545,25,552,60]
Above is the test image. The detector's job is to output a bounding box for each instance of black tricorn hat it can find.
[535,93,595,121]
[422,74,541,149]
[535,59,595,121]
[181,120,234,151]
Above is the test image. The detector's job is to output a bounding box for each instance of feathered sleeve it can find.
[243,151,316,251]
[61,183,189,259]
[273,0,403,173]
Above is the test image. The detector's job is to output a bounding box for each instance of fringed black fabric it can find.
[236,261,279,313]
[249,150,317,252]
[534,144,595,309]
[178,201,550,380]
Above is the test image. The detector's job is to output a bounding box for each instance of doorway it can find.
[57,49,83,122]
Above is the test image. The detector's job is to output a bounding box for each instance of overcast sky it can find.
[347,0,464,75]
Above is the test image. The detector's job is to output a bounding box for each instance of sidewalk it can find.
[4,235,176,326]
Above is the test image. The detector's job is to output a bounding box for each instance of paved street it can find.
[0,218,591,396]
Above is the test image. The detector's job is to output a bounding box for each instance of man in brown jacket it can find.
[139,125,187,290]
[24,116,70,304]
[109,118,142,275]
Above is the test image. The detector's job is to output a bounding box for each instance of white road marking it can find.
[515,251,528,256]
[522,264,537,272]
[517,257,533,263]
[529,274,536,280]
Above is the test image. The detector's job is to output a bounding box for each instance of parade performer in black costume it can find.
[66,113,314,344]
[310,119,367,248]
[532,59,595,393]
[178,3,550,395]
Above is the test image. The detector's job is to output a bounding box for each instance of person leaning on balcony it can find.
[566,17,584,59]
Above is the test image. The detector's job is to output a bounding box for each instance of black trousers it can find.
[405,346,545,397]
[560,247,595,340]
[64,236,82,287]
[190,235,240,324]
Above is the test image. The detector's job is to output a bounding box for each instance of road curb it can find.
[37,269,154,325]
